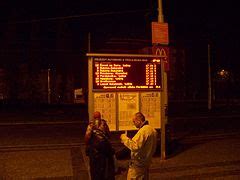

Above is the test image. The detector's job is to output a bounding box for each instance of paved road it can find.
[1,127,240,179]
[0,111,240,179]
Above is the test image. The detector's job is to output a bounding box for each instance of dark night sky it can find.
[0,0,240,67]
[1,0,239,41]
[0,0,239,101]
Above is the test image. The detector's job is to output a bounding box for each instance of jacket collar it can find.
[140,120,149,129]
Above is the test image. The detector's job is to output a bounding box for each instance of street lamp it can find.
[217,69,230,80]
[47,68,51,104]
[208,44,212,110]
[157,0,168,160]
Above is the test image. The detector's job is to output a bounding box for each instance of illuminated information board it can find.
[93,57,162,90]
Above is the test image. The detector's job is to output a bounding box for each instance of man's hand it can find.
[120,134,128,143]
[89,121,94,127]
[86,125,93,132]
[85,124,94,144]
[88,120,97,130]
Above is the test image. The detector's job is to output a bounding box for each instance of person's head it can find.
[93,111,101,119]
[132,112,145,128]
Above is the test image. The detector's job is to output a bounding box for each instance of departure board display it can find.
[93,57,162,90]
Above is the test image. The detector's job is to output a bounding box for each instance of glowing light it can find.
[93,58,162,90]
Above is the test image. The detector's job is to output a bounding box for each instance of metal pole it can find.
[88,57,94,122]
[158,0,167,160]
[47,68,51,104]
[88,32,91,52]
[160,60,166,160]
[208,44,212,110]
[158,0,164,23]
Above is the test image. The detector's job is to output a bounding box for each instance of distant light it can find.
[219,69,225,76]
[217,69,229,80]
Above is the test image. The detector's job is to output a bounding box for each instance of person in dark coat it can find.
[85,111,115,180]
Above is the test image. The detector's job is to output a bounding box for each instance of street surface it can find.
[0,109,240,179]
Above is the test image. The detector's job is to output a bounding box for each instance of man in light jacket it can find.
[120,112,157,180]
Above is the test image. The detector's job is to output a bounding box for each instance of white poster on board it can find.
[141,92,161,128]
[94,92,116,130]
[118,92,139,130]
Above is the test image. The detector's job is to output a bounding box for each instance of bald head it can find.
[132,112,146,128]
[93,111,101,119]
[135,112,145,122]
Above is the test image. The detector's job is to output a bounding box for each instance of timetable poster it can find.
[94,92,116,130]
[118,92,139,130]
[141,92,161,128]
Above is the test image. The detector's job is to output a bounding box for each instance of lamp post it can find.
[158,0,164,23]
[157,0,168,160]
[47,68,51,104]
[208,44,212,110]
